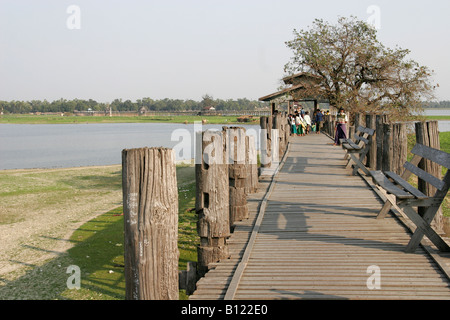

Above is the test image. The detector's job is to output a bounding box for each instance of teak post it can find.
[392,122,407,176]
[122,147,179,300]
[195,130,230,277]
[375,115,388,170]
[260,116,272,168]
[245,135,258,194]
[382,123,394,172]
[224,126,249,228]
[365,114,377,169]
[415,121,444,233]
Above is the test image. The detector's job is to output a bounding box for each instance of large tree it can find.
[284,16,436,118]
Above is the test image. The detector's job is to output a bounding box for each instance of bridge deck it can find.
[190,134,450,300]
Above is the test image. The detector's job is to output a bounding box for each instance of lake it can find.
[0,123,260,170]
[1,111,450,170]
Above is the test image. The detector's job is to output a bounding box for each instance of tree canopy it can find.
[0,96,268,114]
[284,16,436,117]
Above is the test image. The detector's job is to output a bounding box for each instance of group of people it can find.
[287,106,349,147]
[288,108,328,136]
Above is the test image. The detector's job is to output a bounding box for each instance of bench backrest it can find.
[405,143,450,192]
[354,125,375,146]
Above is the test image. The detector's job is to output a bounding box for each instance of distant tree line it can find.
[0,95,269,114]
[422,100,450,108]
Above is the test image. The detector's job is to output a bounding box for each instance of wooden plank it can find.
[411,143,450,169]
[223,142,291,300]
[403,161,446,191]
[384,171,429,200]
[369,171,414,199]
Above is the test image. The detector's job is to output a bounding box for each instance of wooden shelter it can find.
[259,72,330,115]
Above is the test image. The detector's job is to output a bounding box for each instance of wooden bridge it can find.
[189,133,450,300]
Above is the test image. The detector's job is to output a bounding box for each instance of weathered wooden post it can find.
[380,122,407,175]
[286,114,290,144]
[224,127,249,228]
[415,121,444,233]
[365,114,377,169]
[327,114,338,137]
[245,135,258,194]
[122,147,179,300]
[273,114,284,161]
[324,114,331,136]
[195,130,230,278]
[260,116,272,168]
[382,123,393,172]
[392,122,407,175]
[375,115,388,170]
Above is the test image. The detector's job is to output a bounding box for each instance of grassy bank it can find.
[0,164,197,300]
[0,114,258,125]
[0,113,448,125]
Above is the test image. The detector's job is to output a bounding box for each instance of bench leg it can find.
[402,206,450,253]
[348,153,370,176]
[345,157,353,169]
[377,201,393,220]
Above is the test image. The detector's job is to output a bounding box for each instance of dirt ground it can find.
[0,165,123,284]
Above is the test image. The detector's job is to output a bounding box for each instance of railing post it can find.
[273,114,284,162]
[245,135,258,194]
[382,123,393,172]
[415,121,444,233]
[195,130,231,278]
[122,147,179,300]
[195,131,230,277]
[392,122,407,175]
[365,114,377,170]
[375,115,388,170]
[260,116,272,168]
[224,127,249,228]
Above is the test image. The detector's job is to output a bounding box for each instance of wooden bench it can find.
[369,143,450,253]
[340,125,375,176]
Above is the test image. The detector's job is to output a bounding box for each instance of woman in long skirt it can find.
[291,116,298,136]
[334,108,348,146]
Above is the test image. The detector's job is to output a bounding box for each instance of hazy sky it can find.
[1,0,449,102]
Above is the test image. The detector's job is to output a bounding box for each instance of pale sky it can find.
[1,0,449,102]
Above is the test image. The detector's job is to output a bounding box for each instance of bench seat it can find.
[369,143,450,253]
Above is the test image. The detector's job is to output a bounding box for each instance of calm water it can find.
[1,111,450,170]
[0,123,259,170]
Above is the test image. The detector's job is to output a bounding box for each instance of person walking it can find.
[315,109,324,134]
[304,111,312,135]
[334,108,348,146]
[289,114,297,136]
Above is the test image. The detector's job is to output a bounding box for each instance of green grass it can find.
[60,165,198,300]
[0,164,197,300]
[0,114,258,125]
[61,207,126,300]
[425,116,450,121]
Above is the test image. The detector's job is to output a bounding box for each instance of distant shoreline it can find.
[1,113,449,125]
[0,114,259,125]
